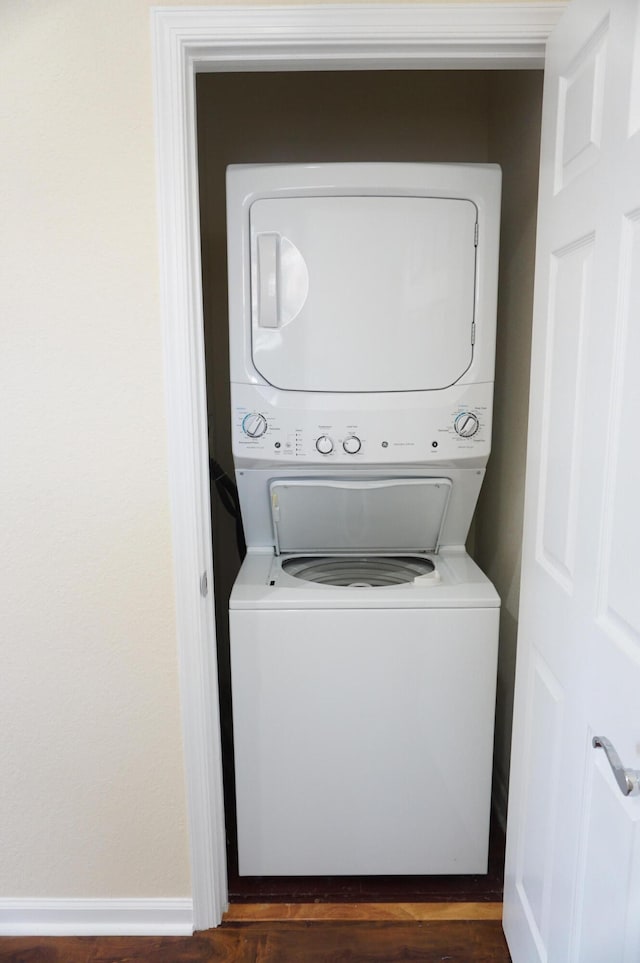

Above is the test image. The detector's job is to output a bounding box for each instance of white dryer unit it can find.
[226,163,502,876]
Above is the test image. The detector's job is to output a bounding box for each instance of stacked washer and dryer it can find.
[226,163,501,877]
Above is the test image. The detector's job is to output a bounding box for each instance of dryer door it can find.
[250,195,477,392]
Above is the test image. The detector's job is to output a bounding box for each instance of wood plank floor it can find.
[224,900,504,921]
[0,921,511,962]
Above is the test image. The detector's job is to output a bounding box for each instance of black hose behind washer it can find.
[210,458,246,560]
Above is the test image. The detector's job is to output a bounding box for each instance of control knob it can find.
[343,435,362,455]
[316,435,334,455]
[454,412,480,438]
[242,412,268,438]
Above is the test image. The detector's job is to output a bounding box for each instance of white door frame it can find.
[151,2,566,932]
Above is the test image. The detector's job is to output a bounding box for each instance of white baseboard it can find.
[0,898,193,936]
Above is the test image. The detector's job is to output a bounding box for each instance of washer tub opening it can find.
[281,555,435,587]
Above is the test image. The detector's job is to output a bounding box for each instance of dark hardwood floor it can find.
[0,919,511,962]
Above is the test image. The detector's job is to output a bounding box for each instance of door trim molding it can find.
[151,2,564,931]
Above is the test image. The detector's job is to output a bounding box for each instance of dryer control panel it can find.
[231,382,493,469]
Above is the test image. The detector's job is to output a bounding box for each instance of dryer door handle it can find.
[257,233,280,328]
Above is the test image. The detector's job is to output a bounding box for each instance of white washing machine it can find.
[226,163,502,876]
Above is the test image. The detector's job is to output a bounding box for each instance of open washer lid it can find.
[269,478,451,555]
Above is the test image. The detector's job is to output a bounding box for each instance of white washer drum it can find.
[280,553,437,587]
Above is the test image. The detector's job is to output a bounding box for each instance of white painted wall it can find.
[0,0,562,902]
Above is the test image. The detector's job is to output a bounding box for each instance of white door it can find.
[504,1,640,960]
[250,194,477,392]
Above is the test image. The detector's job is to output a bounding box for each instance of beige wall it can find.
[1,1,190,897]
[0,0,554,902]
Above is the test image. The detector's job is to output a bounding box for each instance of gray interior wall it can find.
[196,68,542,838]
[474,71,544,822]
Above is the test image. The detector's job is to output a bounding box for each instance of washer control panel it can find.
[233,383,493,467]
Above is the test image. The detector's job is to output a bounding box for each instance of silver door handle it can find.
[257,233,280,329]
[592,736,640,796]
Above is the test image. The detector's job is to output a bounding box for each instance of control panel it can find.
[231,383,493,468]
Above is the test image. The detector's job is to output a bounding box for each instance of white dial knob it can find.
[316,435,334,455]
[242,412,268,438]
[454,412,480,438]
[343,435,362,455]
